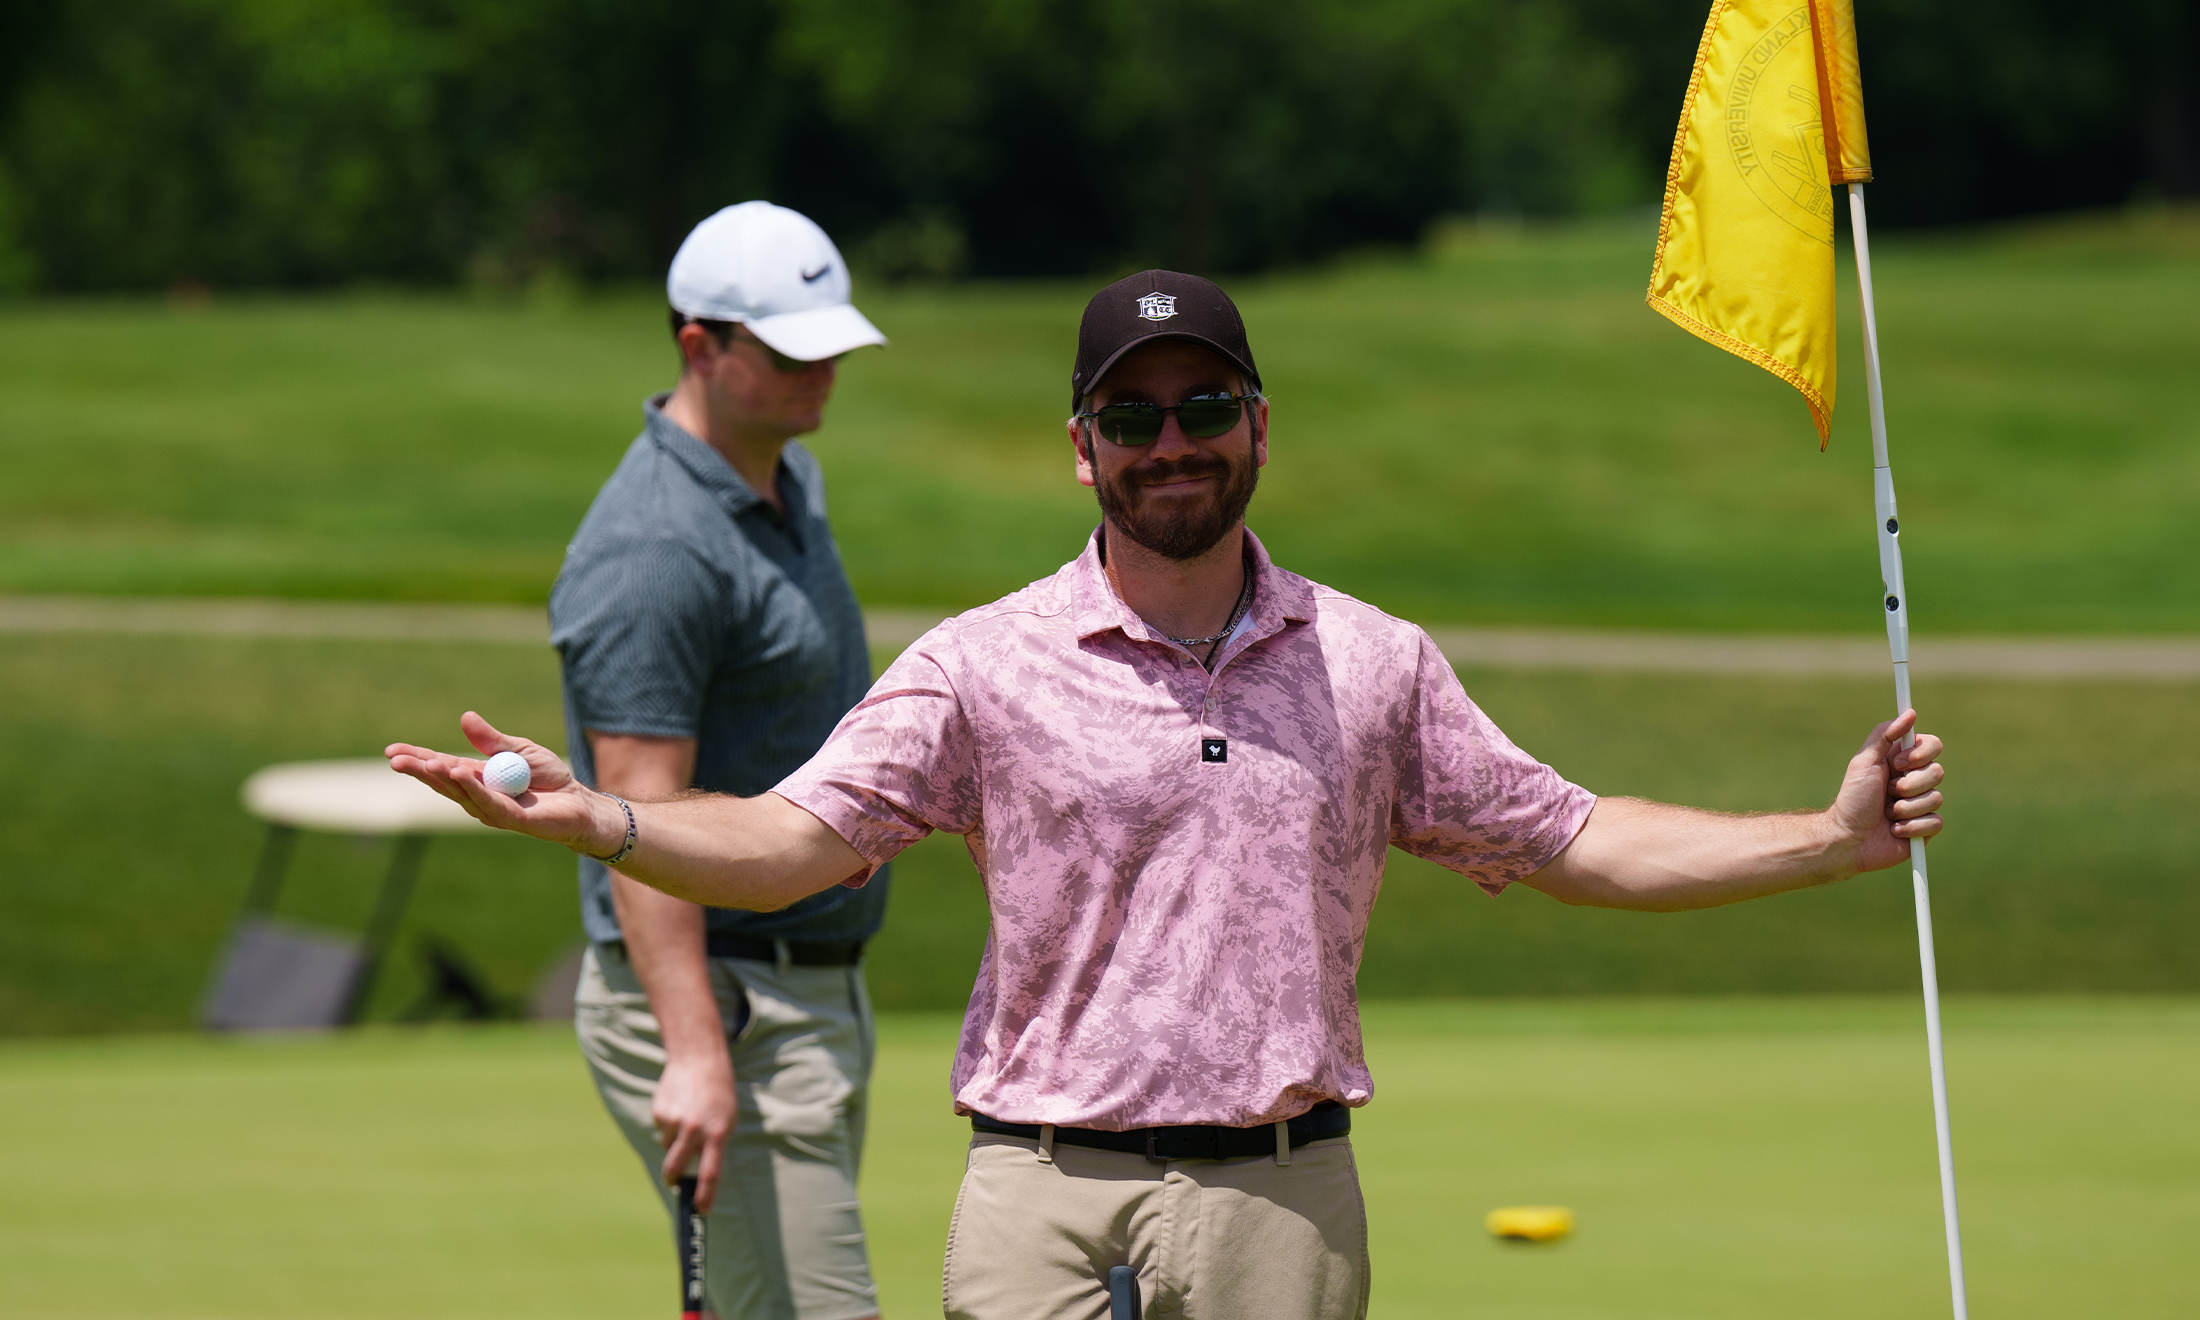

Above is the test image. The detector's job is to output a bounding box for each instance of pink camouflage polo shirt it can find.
[774,529,1595,1130]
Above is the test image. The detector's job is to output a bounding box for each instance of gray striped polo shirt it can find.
[550,395,889,945]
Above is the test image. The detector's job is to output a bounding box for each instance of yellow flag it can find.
[1647,0,1871,447]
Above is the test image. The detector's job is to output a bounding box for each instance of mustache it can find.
[1124,453,1233,488]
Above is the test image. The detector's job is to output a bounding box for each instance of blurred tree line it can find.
[0,0,2193,292]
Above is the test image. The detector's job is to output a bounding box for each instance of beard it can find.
[1091,437,1261,561]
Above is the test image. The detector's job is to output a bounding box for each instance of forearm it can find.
[592,731,728,1058]
[610,874,727,1061]
[580,789,867,911]
[1522,796,1856,912]
[387,718,877,916]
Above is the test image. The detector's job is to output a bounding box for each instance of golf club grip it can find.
[677,1175,706,1320]
[1107,1264,1142,1319]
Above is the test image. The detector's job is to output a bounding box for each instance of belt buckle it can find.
[1144,1127,1231,1162]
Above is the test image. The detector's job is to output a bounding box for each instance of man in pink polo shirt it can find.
[390,270,1947,1320]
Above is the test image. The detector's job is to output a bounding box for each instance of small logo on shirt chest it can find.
[1201,738,1228,763]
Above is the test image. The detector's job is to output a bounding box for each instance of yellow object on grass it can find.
[1647,0,1872,447]
[1485,1206,1576,1242]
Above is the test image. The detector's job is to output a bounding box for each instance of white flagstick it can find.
[1848,181,1970,1320]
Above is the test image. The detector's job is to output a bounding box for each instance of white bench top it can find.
[241,759,488,835]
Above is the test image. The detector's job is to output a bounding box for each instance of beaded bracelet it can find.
[588,792,637,867]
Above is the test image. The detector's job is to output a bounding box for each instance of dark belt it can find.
[603,935,866,966]
[971,1101,1349,1163]
[705,933,866,965]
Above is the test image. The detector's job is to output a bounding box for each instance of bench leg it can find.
[341,833,429,1025]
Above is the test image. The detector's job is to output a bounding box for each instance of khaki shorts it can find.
[943,1130,1370,1320]
[576,943,878,1320]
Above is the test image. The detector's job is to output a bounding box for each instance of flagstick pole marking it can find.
[1848,181,1970,1320]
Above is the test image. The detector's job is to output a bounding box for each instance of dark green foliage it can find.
[1,0,2192,292]
[0,0,810,290]
[1855,0,2200,224]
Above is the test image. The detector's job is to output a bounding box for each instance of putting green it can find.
[1,998,2192,1318]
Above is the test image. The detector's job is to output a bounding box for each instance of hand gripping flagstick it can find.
[1647,2,1968,1314]
[1848,181,1969,1320]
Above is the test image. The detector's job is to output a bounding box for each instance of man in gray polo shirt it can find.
[550,201,889,1320]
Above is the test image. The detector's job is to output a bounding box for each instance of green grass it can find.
[2,207,2193,1032]
[2,627,2193,1038]
[0,626,1001,1036]
[2,999,2194,1319]
[1368,664,2200,996]
[1,210,2195,630]
[5,213,2190,1317]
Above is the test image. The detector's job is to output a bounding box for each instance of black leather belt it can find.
[971,1101,1350,1162]
[705,933,866,965]
[603,935,866,966]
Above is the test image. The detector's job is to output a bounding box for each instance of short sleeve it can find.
[551,538,722,740]
[1390,631,1597,895]
[773,644,983,883]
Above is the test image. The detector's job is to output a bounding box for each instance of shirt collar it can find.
[1066,525,1315,650]
[643,393,767,514]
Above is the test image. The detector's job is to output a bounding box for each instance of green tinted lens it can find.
[1096,404,1165,445]
[1176,397,1244,438]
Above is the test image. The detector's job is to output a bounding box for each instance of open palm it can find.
[386,711,612,853]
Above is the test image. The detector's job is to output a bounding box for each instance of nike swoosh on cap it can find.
[801,264,831,283]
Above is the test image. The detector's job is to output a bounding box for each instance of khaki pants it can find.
[943,1131,1370,1320]
[575,943,879,1320]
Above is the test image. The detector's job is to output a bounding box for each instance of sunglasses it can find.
[1075,392,1261,446]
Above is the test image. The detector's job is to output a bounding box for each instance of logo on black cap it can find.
[1071,271,1261,412]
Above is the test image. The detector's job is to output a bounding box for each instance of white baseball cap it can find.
[666,201,886,361]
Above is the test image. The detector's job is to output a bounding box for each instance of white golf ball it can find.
[484,751,532,797]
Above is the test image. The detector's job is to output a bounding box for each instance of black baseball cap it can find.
[1070,270,1262,413]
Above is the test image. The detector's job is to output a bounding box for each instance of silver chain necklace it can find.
[1164,566,1254,648]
